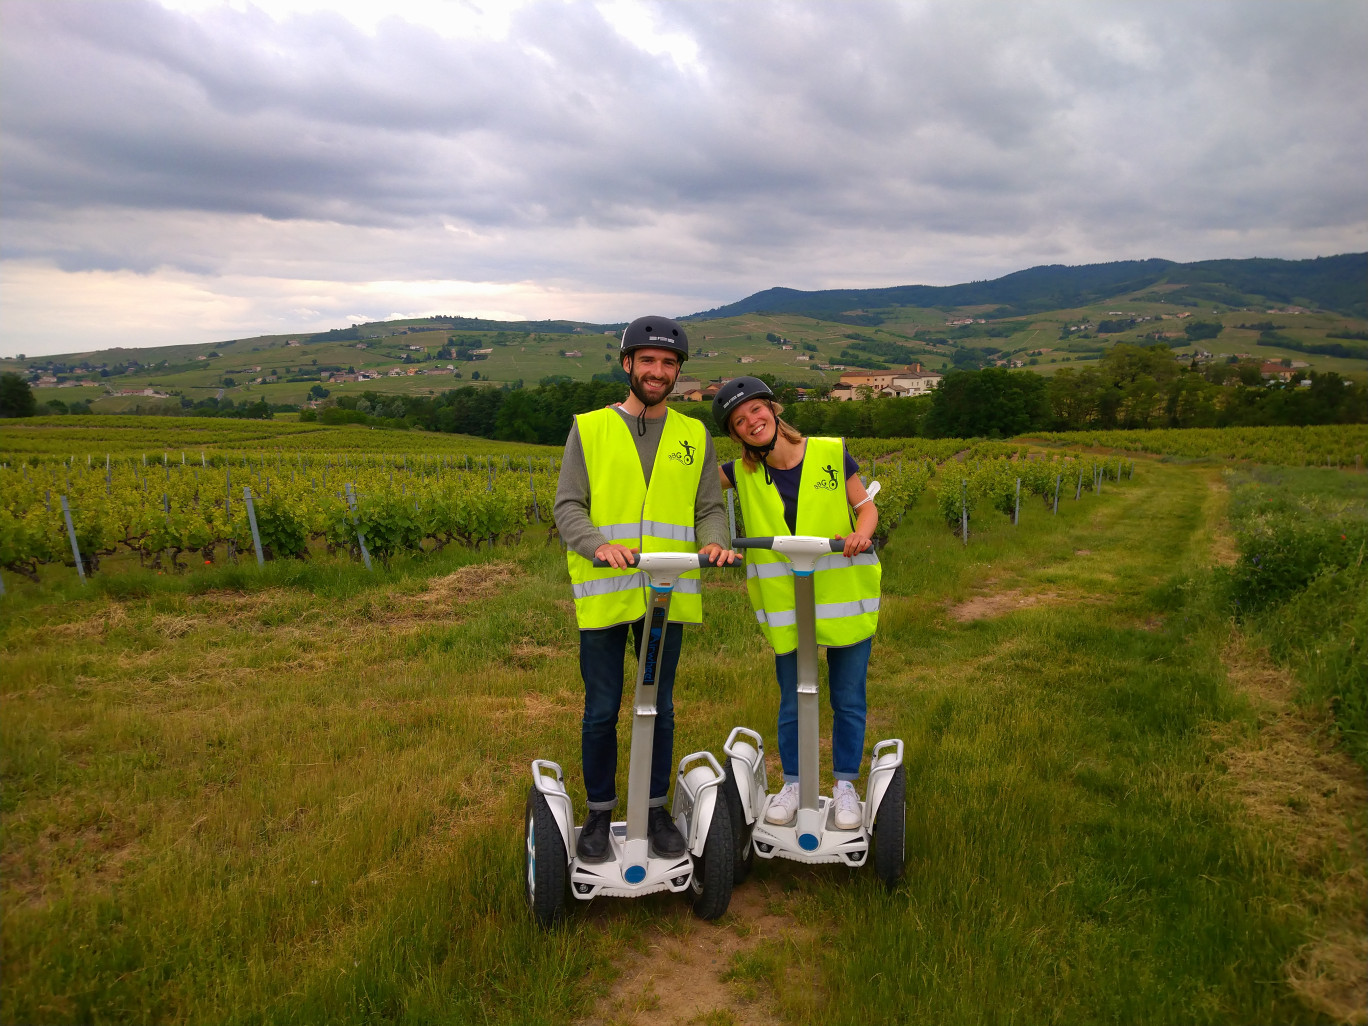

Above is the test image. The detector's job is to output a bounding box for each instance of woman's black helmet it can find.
[620,315,688,362]
[712,375,775,433]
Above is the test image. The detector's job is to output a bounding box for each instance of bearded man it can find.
[552,315,734,862]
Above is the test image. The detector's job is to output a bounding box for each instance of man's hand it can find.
[594,543,639,568]
[699,543,739,566]
[837,532,873,558]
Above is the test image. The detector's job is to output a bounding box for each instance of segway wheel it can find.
[689,790,734,920]
[524,788,567,927]
[871,764,906,888]
[722,762,755,885]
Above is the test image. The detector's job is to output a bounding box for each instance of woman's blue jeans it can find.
[580,618,683,811]
[774,636,871,782]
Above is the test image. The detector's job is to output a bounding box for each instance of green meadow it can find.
[2,456,1364,1024]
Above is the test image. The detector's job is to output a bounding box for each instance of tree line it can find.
[5,345,1364,439]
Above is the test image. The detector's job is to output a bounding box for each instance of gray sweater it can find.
[553,406,730,560]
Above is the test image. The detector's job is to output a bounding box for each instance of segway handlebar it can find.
[591,551,726,571]
[731,536,844,554]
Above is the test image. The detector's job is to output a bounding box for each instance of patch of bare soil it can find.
[576,883,815,1026]
[377,560,523,624]
[947,589,1062,622]
[1219,634,1368,1025]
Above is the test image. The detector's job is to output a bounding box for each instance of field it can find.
[2,425,1366,1024]
[8,295,1366,415]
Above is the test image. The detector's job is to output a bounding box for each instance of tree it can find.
[0,373,37,417]
[925,368,1049,438]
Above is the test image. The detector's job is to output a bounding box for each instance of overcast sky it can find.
[2,0,1365,357]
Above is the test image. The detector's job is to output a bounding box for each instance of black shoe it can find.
[648,806,687,859]
[577,810,612,863]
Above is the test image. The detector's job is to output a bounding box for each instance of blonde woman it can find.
[712,377,880,830]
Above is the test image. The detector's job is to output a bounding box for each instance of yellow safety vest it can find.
[733,436,881,654]
[566,407,707,629]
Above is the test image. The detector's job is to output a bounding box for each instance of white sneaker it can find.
[765,782,799,825]
[832,780,861,830]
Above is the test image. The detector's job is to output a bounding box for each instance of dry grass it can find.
[576,884,816,1026]
[1219,636,1368,1024]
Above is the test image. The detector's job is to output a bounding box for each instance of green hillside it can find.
[4,257,1365,414]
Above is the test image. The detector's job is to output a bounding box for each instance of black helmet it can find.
[712,375,774,433]
[620,315,688,362]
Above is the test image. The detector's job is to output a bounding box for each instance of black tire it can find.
[871,765,906,888]
[722,762,756,885]
[689,789,734,920]
[524,788,568,928]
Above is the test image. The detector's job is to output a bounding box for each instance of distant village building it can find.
[563,350,583,358]
[1260,362,1294,381]
[668,377,703,401]
[738,356,757,364]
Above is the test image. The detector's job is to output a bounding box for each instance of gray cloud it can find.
[1,0,1365,355]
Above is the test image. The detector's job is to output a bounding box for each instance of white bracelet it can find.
[853,495,874,511]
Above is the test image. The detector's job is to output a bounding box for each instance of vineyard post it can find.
[1129,460,1135,479]
[486,460,493,493]
[345,484,373,571]
[961,479,968,546]
[105,454,111,496]
[1097,467,1103,495]
[1013,478,1021,525]
[243,487,265,565]
[1075,471,1083,501]
[226,467,231,517]
[60,496,86,583]
[529,466,539,522]
[1053,474,1061,515]
[45,489,51,513]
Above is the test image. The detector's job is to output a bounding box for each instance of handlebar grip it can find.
[829,538,845,551]
[730,537,772,549]
[591,554,639,568]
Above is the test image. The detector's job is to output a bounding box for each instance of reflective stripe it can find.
[815,551,881,573]
[571,574,645,599]
[599,520,696,543]
[754,608,798,628]
[816,597,881,619]
[643,519,695,542]
[571,574,700,599]
[745,561,793,581]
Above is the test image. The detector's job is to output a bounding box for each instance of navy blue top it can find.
[723,444,860,534]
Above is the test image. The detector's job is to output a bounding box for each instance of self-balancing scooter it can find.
[525,551,734,927]
[721,535,906,887]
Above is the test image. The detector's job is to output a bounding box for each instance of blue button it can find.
[625,865,647,884]
[799,833,819,851]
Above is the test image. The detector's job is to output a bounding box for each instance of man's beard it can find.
[628,363,676,407]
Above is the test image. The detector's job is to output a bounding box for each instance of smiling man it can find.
[553,315,734,864]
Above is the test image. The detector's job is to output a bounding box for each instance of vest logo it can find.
[812,463,840,490]
[669,439,696,466]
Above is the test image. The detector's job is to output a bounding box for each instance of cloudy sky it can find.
[2,0,1365,357]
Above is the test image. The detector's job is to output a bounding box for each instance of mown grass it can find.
[0,462,1352,1023]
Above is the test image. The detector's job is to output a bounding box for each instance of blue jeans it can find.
[774,636,872,782]
[580,618,683,811]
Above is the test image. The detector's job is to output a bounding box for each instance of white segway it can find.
[721,535,906,887]
[525,551,734,927]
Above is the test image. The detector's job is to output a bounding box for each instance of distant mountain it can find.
[686,253,1367,323]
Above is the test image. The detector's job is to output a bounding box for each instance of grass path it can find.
[2,462,1361,1024]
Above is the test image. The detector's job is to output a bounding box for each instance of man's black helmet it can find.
[712,375,775,433]
[620,315,688,362]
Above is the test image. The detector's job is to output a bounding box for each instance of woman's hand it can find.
[838,531,873,558]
